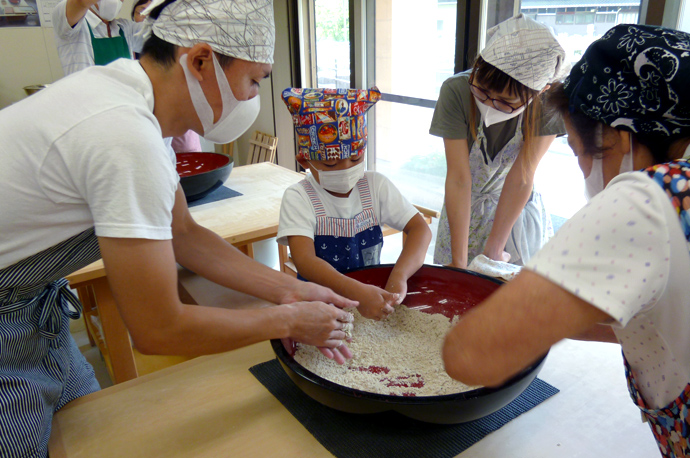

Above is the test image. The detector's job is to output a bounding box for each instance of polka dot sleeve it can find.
[525,172,673,327]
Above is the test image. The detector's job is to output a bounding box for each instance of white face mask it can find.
[474,96,527,127]
[179,53,260,144]
[584,133,634,201]
[311,161,365,194]
[93,0,122,21]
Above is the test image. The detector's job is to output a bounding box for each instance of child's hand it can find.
[356,284,398,320]
[384,278,407,305]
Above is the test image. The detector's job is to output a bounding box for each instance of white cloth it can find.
[141,0,275,64]
[468,254,522,281]
[277,172,419,245]
[480,14,566,91]
[52,0,144,76]
[526,172,690,409]
[0,59,179,269]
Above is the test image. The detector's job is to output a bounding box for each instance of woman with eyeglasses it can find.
[429,15,566,269]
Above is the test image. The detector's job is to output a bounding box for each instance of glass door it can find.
[305,0,352,89]
[370,0,458,216]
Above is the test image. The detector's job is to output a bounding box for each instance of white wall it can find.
[228,0,297,170]
[0,27,63,108]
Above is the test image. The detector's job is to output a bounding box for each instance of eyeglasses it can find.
[469,83,528,114]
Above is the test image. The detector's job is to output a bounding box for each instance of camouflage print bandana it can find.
[564,24,690,138]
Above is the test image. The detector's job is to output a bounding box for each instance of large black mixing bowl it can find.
[271,264,547,424]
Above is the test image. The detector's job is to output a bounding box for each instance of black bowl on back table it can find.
[271,264,548,424]
[176,152,234,202]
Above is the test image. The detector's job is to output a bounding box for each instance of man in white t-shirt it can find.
[52,0,144,75]
[0,2,357,456]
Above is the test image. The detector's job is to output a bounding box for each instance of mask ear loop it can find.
[180,53,214,133]
[209,52,240,123]
[179,52,240,134]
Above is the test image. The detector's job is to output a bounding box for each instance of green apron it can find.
[86,21,130,66]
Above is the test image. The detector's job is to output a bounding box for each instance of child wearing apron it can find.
[278,87,432,321]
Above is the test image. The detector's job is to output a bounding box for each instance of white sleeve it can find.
[121,20,145,53]
[277,183,317,246]
[525,172,673,327]
[45,106,178,240]
[52,0,80,39]
[371,172,419,231]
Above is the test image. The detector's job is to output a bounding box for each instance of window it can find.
[518,0,643,220]
[304,0,351,89]
[369,0,458,218]
[300,0,644,233]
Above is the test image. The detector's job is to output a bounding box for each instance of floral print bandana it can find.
[564,24,690,138]
[281,87,381,160]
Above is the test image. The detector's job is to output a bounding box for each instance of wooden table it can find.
[67,162,304,385]
[49,281,660,458]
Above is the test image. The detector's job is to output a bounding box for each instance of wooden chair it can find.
[247,131,278,164]
[282,204,441,277]
[221,141,234,158]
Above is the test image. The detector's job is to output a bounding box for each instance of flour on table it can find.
[294,305,480,396]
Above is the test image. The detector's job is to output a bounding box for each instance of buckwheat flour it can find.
[293,305,480,396]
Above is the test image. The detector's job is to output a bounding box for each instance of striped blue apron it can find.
[0,228,102,458]
[301,177,383,273]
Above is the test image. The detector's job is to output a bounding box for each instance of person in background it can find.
[0,2,356,456]
[277,87,432,321]
[430,14,566,270]
[131,0,151,59]
[442,24,690,457]
[131,0,150,23]
[52,0,143,75]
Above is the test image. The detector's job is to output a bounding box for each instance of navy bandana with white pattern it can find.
[564,24,690,138]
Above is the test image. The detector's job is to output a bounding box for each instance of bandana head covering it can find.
[140,0,274,64]
[480,14,566,91]
[281,87,381,160]
[564,24,690,139]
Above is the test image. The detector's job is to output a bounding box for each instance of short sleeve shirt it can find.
[0,59,178,269]
[277,171,419,246]
[526,172,690,409]
[429,70,566,159]
[52,0,144,76]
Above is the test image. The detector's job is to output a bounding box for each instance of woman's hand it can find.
[482,248,511,263]
[355,284,398,320]
[279,281,359,310]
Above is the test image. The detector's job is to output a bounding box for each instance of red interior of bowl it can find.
[292,265,504,394]
[344,264,502,320]
[176,152,230,177]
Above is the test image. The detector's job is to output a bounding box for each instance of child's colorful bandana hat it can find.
[281,87,381,160]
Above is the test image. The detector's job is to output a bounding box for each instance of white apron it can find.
[434,115,553,266]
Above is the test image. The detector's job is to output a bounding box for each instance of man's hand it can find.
[281,307,355,364]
